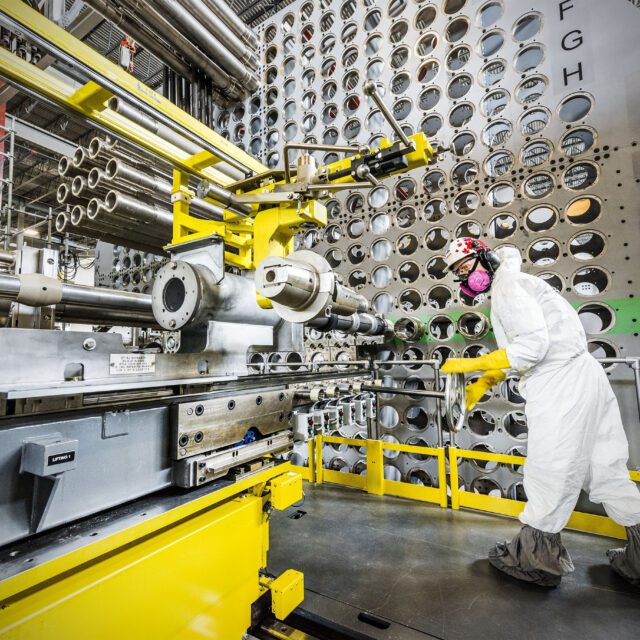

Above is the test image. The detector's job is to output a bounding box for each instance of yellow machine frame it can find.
[0,465,303,639]
[297,436,640,541]
[0,0,433,272]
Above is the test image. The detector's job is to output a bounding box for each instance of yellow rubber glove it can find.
[441,348,510,374]
[465,370,507,411]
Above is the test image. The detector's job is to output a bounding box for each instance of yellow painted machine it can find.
[0,3,434,638]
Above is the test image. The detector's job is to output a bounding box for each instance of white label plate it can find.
[109,353,156,375]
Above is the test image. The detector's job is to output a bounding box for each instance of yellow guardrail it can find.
[292,438,640,540]
[293,435,448,508]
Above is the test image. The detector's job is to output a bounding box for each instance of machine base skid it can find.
[0,465,301,639]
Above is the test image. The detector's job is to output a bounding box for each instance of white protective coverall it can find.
[490,247,640,533]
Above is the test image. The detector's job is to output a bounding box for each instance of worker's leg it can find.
[584,371,640,585]
[489,365,591,586]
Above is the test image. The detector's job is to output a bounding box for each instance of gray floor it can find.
[268,483,639,640]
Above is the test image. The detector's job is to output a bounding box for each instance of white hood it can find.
[495,246,522,273]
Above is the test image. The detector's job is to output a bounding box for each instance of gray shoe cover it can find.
[488,525,574,587]
[607,524,640,586]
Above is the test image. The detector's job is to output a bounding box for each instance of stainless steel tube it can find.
[81,0,193,80]
[58,155,88,178]
[55,212,69,233]
[104,190,173,229]
[154,0,259,90]
[106,159,225,220]
[0,272,157,326]
[56,182,86,206]
[0,249,15,265]
[202,0,259,49]
[55,304,157,327]
[80,203,169,246]
[72,146,106,170]
[179,0,259,70]
[117,0,244,99]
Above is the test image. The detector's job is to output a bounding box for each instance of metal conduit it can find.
[81,0,193,80]
[116,0,246,100]
[154,0,259,90]
[202,0,259,49]
[179,0,259,70]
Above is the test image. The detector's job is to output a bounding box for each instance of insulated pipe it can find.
[154,0,259,90]
[116,0,244,100]
[81,0,193,80]
[179,0,259,70]
[202,0,259,49]
[0,249,15,265]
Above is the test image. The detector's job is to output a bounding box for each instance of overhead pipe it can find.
[179,0,259,70]
[55,211,69,234]
[154,0,259,90]
[202,0,259,50]
[108,99,247,184]
[116,0,245,100]
[81,0,193,80]
[88,136,162,172]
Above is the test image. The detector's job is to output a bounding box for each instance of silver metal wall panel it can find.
[212,0,640,497]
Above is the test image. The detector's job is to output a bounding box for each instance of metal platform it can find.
[268,484,640,640]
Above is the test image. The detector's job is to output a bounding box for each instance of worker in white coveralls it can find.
[441,237,640,587]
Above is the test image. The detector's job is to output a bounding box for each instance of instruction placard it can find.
[109,353,156,375]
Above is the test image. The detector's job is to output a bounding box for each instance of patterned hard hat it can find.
[444,237,490,270]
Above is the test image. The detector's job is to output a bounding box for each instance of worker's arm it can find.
[442,278,549,376]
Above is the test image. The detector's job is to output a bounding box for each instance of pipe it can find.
[308,313,391,336]
[81,0,193,80]
[72,146,105,170]
[58,155,88,178]
[88,137,161,172]
[179,0,259,70]
[56,182,87,206]
[0,249,15,265]
[116,0,244,100]
[105,158,226,220]
[80,202,169,246]
[154,0,259,90]
[55,304,158,327]
[104,190,173,230]
[0,273,158,326]
[202,0,259,50]
[55,212,68,234]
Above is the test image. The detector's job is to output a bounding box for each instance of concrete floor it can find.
[268,483,639,640]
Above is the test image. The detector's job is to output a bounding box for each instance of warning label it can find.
[109,353,156,375]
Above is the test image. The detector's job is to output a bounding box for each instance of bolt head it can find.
[83,338,97,351]
[168,319,177,328]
